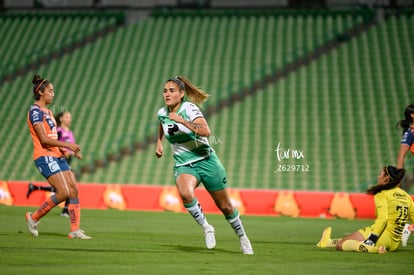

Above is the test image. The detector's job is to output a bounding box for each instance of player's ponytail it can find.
[176,76,209,107]
[366,166,405,195]
[32,74,49,100]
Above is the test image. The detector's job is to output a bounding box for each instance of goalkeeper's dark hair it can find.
[366,166,405,195]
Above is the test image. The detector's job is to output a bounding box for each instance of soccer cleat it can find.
[60,210,70,218]
[316,227,332,248]
[239,235,254,255]
[68,229,92,239]
[203,224,216,249]
[26,183,35,199]
[60,212,70,218]
[401,223,412,247]
[26,212,39,236]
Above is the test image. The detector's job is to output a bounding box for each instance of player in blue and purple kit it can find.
[27,110,82,217]
[26,74,90,239]
[396,104,414,246]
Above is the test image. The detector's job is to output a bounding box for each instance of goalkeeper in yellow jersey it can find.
[316,165,414,253]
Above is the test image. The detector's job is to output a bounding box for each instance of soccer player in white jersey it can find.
[155,76,253,254]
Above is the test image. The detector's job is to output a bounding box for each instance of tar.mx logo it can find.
[274,142,304,162]
[195,135,222,147]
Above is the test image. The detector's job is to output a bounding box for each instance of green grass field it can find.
[0,205,413,275]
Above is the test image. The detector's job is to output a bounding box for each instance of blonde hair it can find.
[174,76,209,106]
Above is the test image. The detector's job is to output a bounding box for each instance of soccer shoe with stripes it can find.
[316,226,332,248]
[240,235,254,255]
[401,223,412,247]
[26,212,39,237]
[203,224,216,249]
[68,229,92,239]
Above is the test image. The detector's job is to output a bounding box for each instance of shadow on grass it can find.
[165,244,239,254]
[2,240,239,255]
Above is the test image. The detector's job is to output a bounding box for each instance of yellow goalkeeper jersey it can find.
[370,187,414,242]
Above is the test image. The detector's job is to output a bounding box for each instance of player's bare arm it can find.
[168,113,211,137]
[397,144,410,169]
[155,123,164,158]
[34,123,80,152]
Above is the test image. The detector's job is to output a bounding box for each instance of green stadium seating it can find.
[1,10,413,192]
[0,13,119,79]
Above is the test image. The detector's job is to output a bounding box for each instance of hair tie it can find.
[35,79,47,93]
[385,166,394,180]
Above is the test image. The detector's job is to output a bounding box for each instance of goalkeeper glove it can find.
[363,233,379,246]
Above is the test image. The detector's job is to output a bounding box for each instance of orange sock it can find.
[68,198,80,232]
[31,195,59,221]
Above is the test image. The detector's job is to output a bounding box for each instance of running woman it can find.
[396,104,414,246]
[26,110,82,217]
[316,166,414,253]
[26,75,91,239]
[155,76,253,254]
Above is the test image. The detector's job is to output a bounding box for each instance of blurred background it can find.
[0,0,413,193]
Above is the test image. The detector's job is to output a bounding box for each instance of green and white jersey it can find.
[158,102,212,167]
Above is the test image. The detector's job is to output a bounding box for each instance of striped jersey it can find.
[157,102,212,166]
[370,187,414,242]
